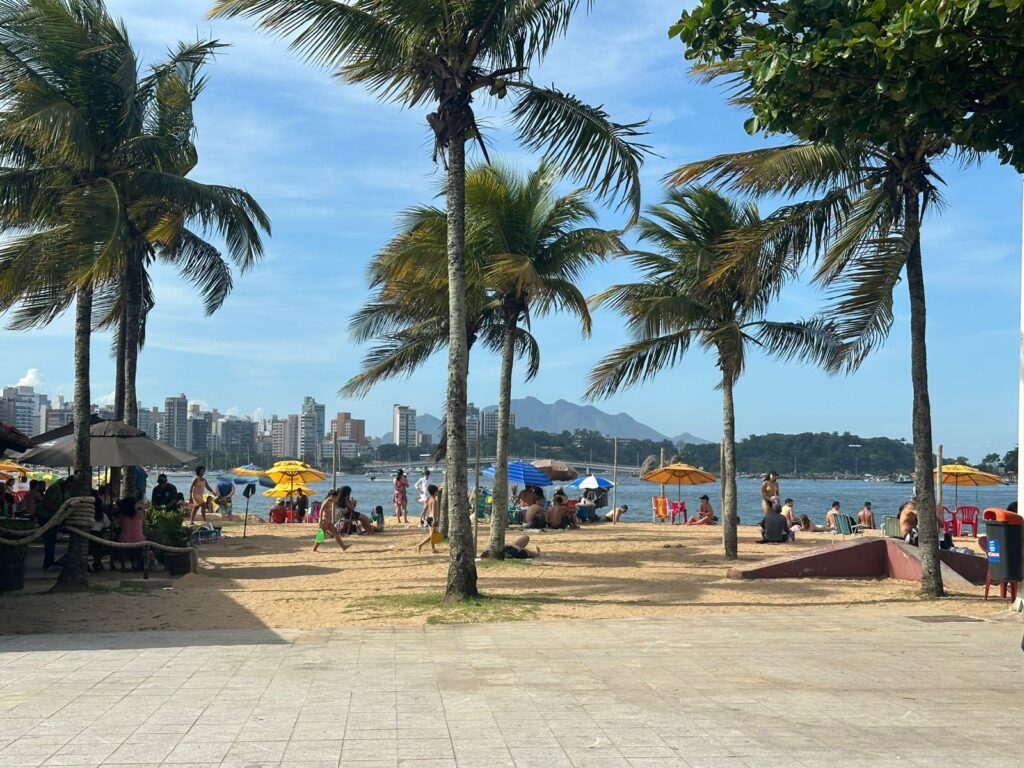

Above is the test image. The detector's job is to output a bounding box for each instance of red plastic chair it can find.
[285,509,296,524]
[270,508,286,524]
[670,501,688,524]
[957,506,980,537]
[939,505,956,535]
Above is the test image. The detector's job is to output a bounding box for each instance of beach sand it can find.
[0,521,1004,635]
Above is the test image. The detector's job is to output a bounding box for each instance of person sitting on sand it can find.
[523,503,547,529]
[858,501,875,529]
[552,487,568,506]
[899,499,918,541]
[825,501,842,531]
[338,486,382,534]
[189,466,216,525]
[760,501,790,543]
[313,490,351,553]
[416,485,442,554]
[780,498,796,527]
[545,500,573,529]
[480,534,540,560]
[152,474,178,510]
[687,495,715,525]
[516,485,539,508]
[605,504,628,524]
[799,514,828,533]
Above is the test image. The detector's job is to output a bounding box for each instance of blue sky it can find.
[0,0,1020,460]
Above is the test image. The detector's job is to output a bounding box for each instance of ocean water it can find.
[164,471,1018,527]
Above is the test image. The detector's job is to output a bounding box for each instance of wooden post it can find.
[612,437,618,512]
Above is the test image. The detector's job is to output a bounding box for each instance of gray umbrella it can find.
[19,421,195,467]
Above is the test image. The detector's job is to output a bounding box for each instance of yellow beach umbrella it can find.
[29,470,59,485]
[0,460,30,475]
[0,471,11,482]
[934,463,1002,509]
[266,460,325,488]
[262,484,318,498]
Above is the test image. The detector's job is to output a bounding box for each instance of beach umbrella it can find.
[262,484,319,498]
[482,461,551,487]
[0,471,11,482]
[0,459,31,475]
[642,462,717,502]
[266,460,326,487]
[934,464,1002,508]
[220,464,275,488]
[28,470,59,485]
[565,474,615,490]
[19,421,195,467]
[531,459,578,481]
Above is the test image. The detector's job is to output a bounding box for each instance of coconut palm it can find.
[0,0,269,586]
[671,139,950,593]
[586,187,840,559]
[474,161,620,556]
[210,0,649,600]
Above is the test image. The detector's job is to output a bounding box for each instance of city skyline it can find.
[0,0,1019,461]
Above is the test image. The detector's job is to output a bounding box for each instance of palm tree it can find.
[0,0,269,586]
[474,161,620,557]
[671,139,950,594]
[586,187,840,559]
[210,0,649,601]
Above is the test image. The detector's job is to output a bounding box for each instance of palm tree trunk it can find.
[905,191,943,597]
[53,287,93,593]
[487,309,518,558]
[442,135,478,601]
[109,299,126,500]
[721,371,738,560]
[121,253,142,499]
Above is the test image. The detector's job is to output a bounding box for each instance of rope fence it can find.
[0,496,198,577]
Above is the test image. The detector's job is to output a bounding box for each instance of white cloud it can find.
[95,390,116,407]
[16,368,44,388]
[251,407,266,422]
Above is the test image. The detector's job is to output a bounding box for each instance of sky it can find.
[0,0,1020,460]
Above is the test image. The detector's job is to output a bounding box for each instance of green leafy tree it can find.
[211,0,649,600]
[665,0,1024,594]
[586,188,839,558]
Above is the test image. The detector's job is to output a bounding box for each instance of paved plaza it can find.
[0,609,1022,768]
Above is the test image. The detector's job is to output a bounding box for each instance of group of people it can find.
[758,471,886,543]
[313,486,384,552]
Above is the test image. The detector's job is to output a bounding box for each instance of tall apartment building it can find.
[284,414,300,458]
[1,386,48,436]
[482,408,514,437]
[37,403,73,435]
[466,402,480,448]
[392,405,417,447]
[216,419,257,456]
[299,397,325,462]
[162,394,188,451]
[187,415,210,453]
[271,419,287,458]
[333,412,366,446]
[137,406,159,437]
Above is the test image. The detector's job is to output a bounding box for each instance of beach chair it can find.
[669,501,687,524]
[831,513,865,542]
[957,506,980,537]
[651,496,669,523]
[191,524,222,545]
[881,515,901,539]
[942,506,958,536]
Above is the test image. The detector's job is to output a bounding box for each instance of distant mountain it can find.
[416,413,442,442]
[674,432,711,446]
[478,396,671,441]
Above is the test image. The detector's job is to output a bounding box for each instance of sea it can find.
[161,471,1018,526]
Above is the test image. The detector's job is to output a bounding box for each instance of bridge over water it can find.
[362,458,640,477]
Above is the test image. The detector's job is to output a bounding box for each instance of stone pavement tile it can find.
[2,735,66,757]
[600,729,668,748]
[341,740,399,762]
[281,739,343,762]
[507,746,574,768]
[102,739,176,764]
[346,728,400,741]
[395,760,456,768]
[397,739,455,760]
[161,740,231,764]
[454,760,515,768]
[277,762,338,768]
[561,747,632,767]
[222,739,288,763]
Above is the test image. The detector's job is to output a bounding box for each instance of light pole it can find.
[848,444,862,478]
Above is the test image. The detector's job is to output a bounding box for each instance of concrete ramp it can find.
[727,538,986,593]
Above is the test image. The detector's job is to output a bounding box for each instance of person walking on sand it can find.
[414,468,431,526]
[313,491,351,553]
[393,469,409,523]
[760,471,779,516]
[416,485,442,553]
[189,466,216,525]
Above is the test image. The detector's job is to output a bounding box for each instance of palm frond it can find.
[584,331,693,400]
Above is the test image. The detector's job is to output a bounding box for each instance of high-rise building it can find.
[137,406,159,437]
[1,386,47,436]
[187,415,210,453]
[215,419,257,457]
[162,394,188,451]
[392,404,417,447]
[482,408,514,437]
[333,412,366,446]
[284,414,300,458]
[271,419,287,458]
[37,404,73,434]
[466,402,480,448]
[300,397,325,462]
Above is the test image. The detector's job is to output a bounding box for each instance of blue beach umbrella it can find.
[483,460,551,487]
[565,474,615,490]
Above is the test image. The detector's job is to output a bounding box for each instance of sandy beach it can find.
[0,520,1005,636]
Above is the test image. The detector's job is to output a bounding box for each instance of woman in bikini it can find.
[760,471,779,516]
[393,469,409,523]
[189,466,216,525]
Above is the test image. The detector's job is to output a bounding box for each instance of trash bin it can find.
[983,508,1024,582]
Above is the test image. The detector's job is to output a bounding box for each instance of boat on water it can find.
[893,473,913,484]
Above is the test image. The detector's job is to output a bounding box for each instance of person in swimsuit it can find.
[393,469,409,523]
[760,471,779,516]
[687,495,716,525]
[416,485,442,553]
[189,466,216,525]
[825,501,842,531]
[479,534,540,560]
[858,501,875,529]
[313,491,351,552]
